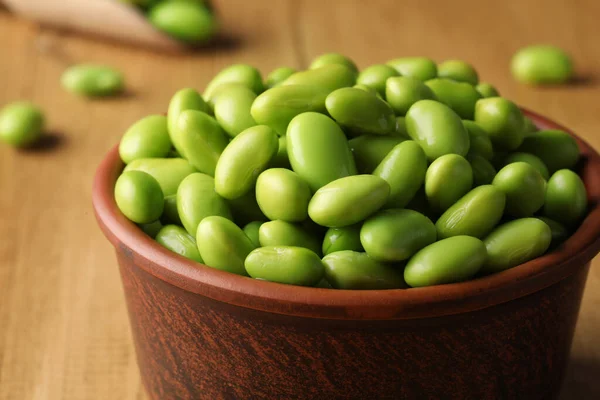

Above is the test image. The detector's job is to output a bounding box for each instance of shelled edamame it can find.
[113,53,588,290]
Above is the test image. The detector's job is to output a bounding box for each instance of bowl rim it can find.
[93,108,600,320]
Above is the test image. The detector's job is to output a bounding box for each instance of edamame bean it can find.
[115,170,164,224]
[196,216,254,276]
[61,64,124,97]
[348,135,406,173]
[405,100,470,161]
[124,157,196,196]
[493,162,546,217]
[156,225,203,263]
[425,78,481,120]
[356,64,399,97]
[259,220,321,255]
[437,60,479,85]
[436,185,505,239]
[353,84,381,96]
[119,115,171,164]
[245,246,324,286]
[372,140,427,208]
[309,53,358,75]
[270,136,290,168]
[161,194,181,225]
[214,125,278,199]
[386,57,437,81]
[392,116,410,139]
[385,76,437,116]
[474,97,525,150]
[139,220,163,238]
[167,88,210,155]
[0,102,44,147]
[148,0,216,43]
[518,130,579,173]
[265,67,297,88]
[176,110,228,176]
[227,190,267,225]
[243,221,263,248]
[203,64,263,99]
[322,251,406,290]
[537,217,569,246]
[287,112,357,191]
[361,209,436,262]
[282,64,356,93]
[256,168,311,222]
[326,87,395,135]
[213,85,257,137]
[177,173,232,235]
[543,169,587,226]
[404,236,487,287]
[511,45,573,85]
[425,154,473,213]
[322,225,363,256]
[481,218,551,273]
[502,152,549,180]
[308,175,390,227]
[251,85,328,135]
[204,82,248,112]
[475,82,499,98]
[464,120,493,160]
[523,116,538,135]
[469,155,497,186]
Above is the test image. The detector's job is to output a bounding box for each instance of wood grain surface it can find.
[0,0,598,399]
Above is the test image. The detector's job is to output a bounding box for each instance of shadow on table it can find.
[559,357,600,399]
[21,132,67,153]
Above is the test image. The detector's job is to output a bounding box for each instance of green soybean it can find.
[148,0,216,43]
[518,130,579,173]
[437,60,479,85]
[469,155,497,186]
[309,53,358,75]
[511,45,573,85]
[474,97,525,150]
[436,185,506,239]
[502,152,550,180]
[322,251,406,290]
[265,67,297,88]
[227,190,267,225]
[156,225,203,263]
[119,115,171,164]
[245,246,324,286]
[213,85,257,138]
[214,125,278,200]
[404,236,487,287]
[115,170,164,224]
[385,76,437,116]
[124,157,196,197]
[361,209,436,262]
[523,116,538,135]
[203,64,263,99]
[308,175,390,227]
[392,116,410,139]
[270,136,290,168]
[475,82,499,98]
[167,88,210,155]
[204,82,249,112]
[356,64,399,97]
[282,64,356,93]
[161,194,181,225]
[259,220,321,255]
[482,218,551,273]
[386,57,437,81]
[543,169,587,226]
[322,225,363,256]
[463,120,493,160]
[196,216,254,276]
[177,173,232,235]
[251,85,328,135]
[373,140,427,208]
[326,87,395,135]
[242,221,263,248]
[0,101,44,147]
[255,168,311,222]
[287,112,357,191]
[139,220,163,238]
[493,162,546,217]
[405,100,470,161]
[353,84,380,96]
[348,135,406,173]
[425,154,473,213]
[61,64,124,97]
[425,78,481,120]
[537,217,570,246]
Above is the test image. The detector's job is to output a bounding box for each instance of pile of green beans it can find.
[114,53,588,289]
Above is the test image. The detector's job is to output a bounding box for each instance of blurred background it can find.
[0,0,598,399]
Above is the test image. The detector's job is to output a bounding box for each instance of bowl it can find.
[93,109,600,400]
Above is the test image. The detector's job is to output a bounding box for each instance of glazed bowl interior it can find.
[93,109,600,320]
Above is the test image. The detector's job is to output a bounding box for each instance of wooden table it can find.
[0,1,598,399]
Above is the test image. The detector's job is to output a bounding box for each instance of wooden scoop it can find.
[2,0,185,51]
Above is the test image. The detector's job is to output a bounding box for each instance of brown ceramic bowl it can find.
[93,110,600,400]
